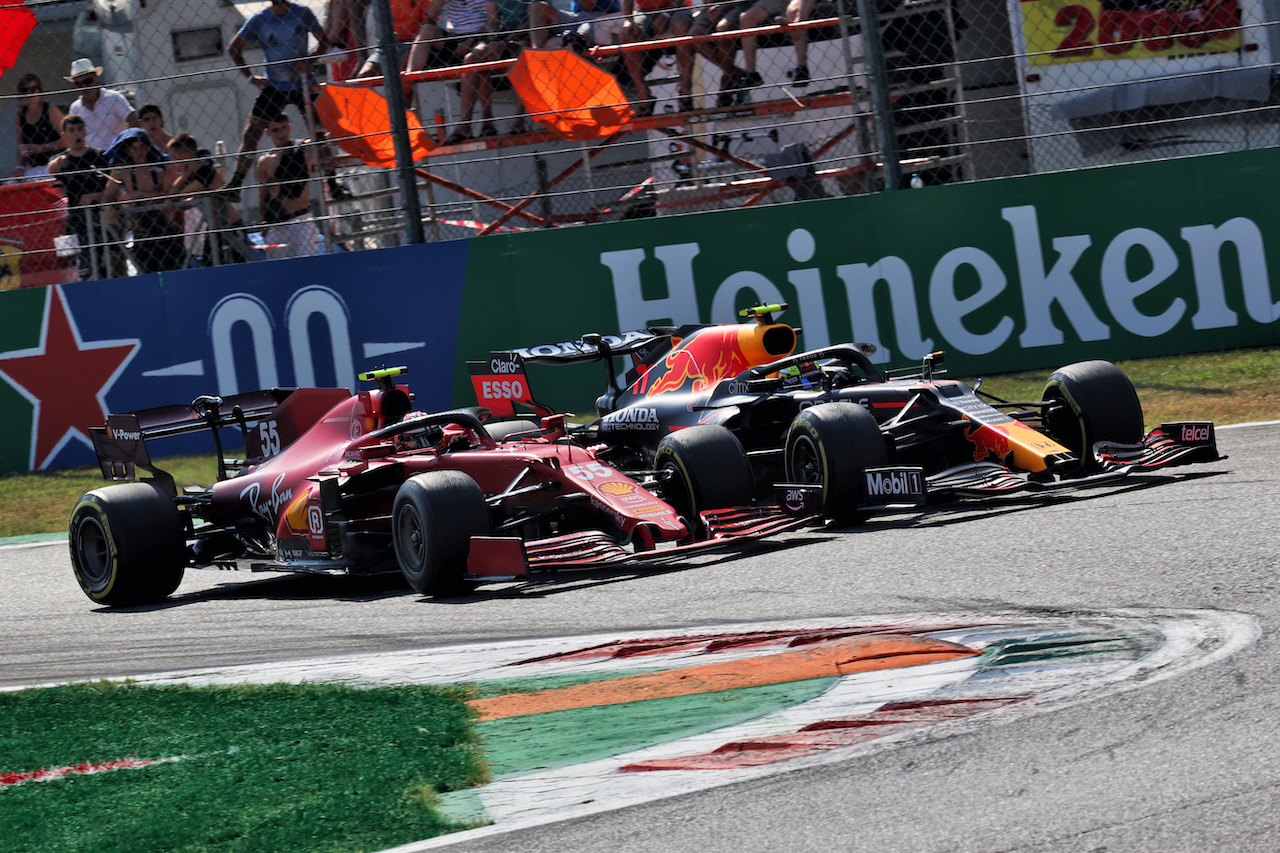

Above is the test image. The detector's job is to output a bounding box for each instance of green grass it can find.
[959,346,1280,431]
[5,347,1277,540]
[0,681,488,853]
[0,454,218,539]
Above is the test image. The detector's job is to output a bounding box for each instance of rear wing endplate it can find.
[87,388,300,496]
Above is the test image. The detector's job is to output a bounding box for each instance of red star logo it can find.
[0,287,138,470]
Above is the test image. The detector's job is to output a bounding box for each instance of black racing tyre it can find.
[1042,360,1144,471]
[784,403,888,524]
[485,419,541,442]
[654,425,753,538]
[392,470,490,597]
[68,482,186,606]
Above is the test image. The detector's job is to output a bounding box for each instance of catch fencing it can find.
[1,0,1276,281]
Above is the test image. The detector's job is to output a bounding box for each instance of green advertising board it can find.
[456,146,1280,413]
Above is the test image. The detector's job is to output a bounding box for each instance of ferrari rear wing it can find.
[102,389,297,440]
[88,387,338,495]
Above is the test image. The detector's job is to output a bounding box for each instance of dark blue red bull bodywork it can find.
[472,305,1223,518]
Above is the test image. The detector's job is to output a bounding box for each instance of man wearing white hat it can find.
[66,58,138,151]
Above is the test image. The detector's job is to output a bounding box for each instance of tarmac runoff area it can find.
[118,608,1258,851]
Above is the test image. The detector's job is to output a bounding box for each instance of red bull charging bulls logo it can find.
[965,423,1013,463]
[635,329,753,398]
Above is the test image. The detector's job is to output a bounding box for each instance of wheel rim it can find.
[789,435,824,489]
[74,516,112,590]
[659,462,693,516]
[1044,396,1085,456]
[395,505,427,573]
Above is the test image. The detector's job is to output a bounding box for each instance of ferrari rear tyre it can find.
[1043,361,1144,472]
[654,425,753,538]
[485,419,541,442]
[392,470,490,597]
[785,403,887,524]
[68,482,186,606]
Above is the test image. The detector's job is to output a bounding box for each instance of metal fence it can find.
[1,0,1276,282]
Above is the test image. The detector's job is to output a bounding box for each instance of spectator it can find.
[167,132,253,265]
[65,58,139,151]
[406,0,499,143]
[774,0,815,86]
[226,0,352,201]
[327,0,371,55]
[736,0,790,89]
[354,0,433,79]
[103,128,187,274]
[461,0,540,136]
[47,114,111,279]
[138,103,172,150]
[528,0,624,49]
[685,4,751,107]
[619,0,694,114]
[407,0,492,71]
[255,116,322,259]
[12,73,65,180]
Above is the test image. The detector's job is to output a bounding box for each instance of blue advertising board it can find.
[0,242,469,473]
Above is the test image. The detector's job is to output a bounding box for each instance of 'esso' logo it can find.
[481,379,525,400]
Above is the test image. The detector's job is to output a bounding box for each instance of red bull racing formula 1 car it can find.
[470,304,1222,522]
[69,367,801,607]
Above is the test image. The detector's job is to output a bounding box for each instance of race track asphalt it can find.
[3,422,1277,852]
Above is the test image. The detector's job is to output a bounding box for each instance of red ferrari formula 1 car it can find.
[69,368,801,606]
[470,304,1223,521]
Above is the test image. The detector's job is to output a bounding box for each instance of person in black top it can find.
[47,114,113,279]
[167,132,252,265]
[13,73,66,180]
[102,128,187,274]
[255,115,322,259]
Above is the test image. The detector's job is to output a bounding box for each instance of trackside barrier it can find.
[0,144,1276,474]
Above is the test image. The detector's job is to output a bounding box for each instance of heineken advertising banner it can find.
[0,146,1276,473]
[457,146,1280,412]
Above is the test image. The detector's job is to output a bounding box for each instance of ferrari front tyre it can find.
[68,482,186,606]
[1043,360,1144,471]
[392,470,490,597]
[785,403,887,524]
[654,425,753,538]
